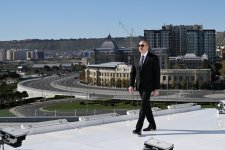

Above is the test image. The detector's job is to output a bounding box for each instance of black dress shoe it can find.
[143,126,156,131]
[132,129,141,135]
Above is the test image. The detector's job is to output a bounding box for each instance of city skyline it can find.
[0,0,224,41]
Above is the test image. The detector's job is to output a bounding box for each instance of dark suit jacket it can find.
[130,51,160,91]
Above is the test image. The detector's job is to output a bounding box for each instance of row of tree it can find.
[0,72,28,107]
[0,71,20,80]
[85,77,129,88]
[32,63,86,76]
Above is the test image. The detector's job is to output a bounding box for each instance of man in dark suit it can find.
[129,39,160,135]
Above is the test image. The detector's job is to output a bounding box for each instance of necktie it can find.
[140,55,145,69]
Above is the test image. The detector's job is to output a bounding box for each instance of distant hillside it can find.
[2,32,223,51]
[0,37,141,51]
[216,32,225,46]
[0,38,103,50]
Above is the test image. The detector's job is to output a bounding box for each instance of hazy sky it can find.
[0,0,224,41]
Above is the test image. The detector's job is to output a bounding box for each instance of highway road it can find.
[13,73,225,117]
[21,73,178,98]
[20,73,225,100]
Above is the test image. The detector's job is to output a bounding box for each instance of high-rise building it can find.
[27,50,45,60]
[186,30,199,54]
[6,49,15,61]
[202,30,216,62]
[144,24,216,62]
[144,30,169,49]
[0,49,6,61]
[186,30,216,61]
[7,49,27,61]
[162,24,203,56]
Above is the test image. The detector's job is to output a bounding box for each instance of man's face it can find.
[138,41,149,54]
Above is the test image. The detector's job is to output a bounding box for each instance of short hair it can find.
[140,36,147,41]
[139,38,149,46]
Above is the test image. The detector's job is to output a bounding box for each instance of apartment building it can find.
[144,24,216,62]
[0,49,6,61]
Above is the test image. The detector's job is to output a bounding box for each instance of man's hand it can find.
[128,86,134,94]
[152,89,159,96]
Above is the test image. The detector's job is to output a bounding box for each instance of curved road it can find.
[21,73,177,98]
[14,73,225,117]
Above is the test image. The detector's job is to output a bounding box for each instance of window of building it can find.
[179,76,183,80]
[199,76,203,81]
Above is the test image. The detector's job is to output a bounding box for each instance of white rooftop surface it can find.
[4,108,225,150]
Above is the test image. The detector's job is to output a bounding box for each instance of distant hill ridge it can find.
[1,32,224,51]
[0,36,141,51]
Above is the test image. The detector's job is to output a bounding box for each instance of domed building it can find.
[94,34,132,64]
[169,53,209,69]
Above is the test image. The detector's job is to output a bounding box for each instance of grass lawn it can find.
[201,104,217,108]
[45,100,140,111]
[44,100,218,112]
[0,109,15,117]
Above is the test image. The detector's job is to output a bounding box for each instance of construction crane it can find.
[118,21,134,48]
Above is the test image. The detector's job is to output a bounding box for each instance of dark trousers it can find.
[136,90,156,131]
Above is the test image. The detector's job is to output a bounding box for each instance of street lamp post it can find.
[167,76,169,99]
[41,76,44,98]
[176,74,178,99]
[187,76,188,90]
[86,89,89,116]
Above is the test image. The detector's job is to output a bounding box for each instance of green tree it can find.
[116,78,122,88]
[171,81,176,89]
[219,60,225,77]
[0,93,6,107]
[121,79,129,88]
[180,80,187,89]
[14,91,22,101]
[6,92,14,103]
[21,91,29,100]
[211,62,222,81]
[110,78,115,87]
[74,63,86,71]
[43,65,52,72]
[52,66,59,71]
[8,72,20,79]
